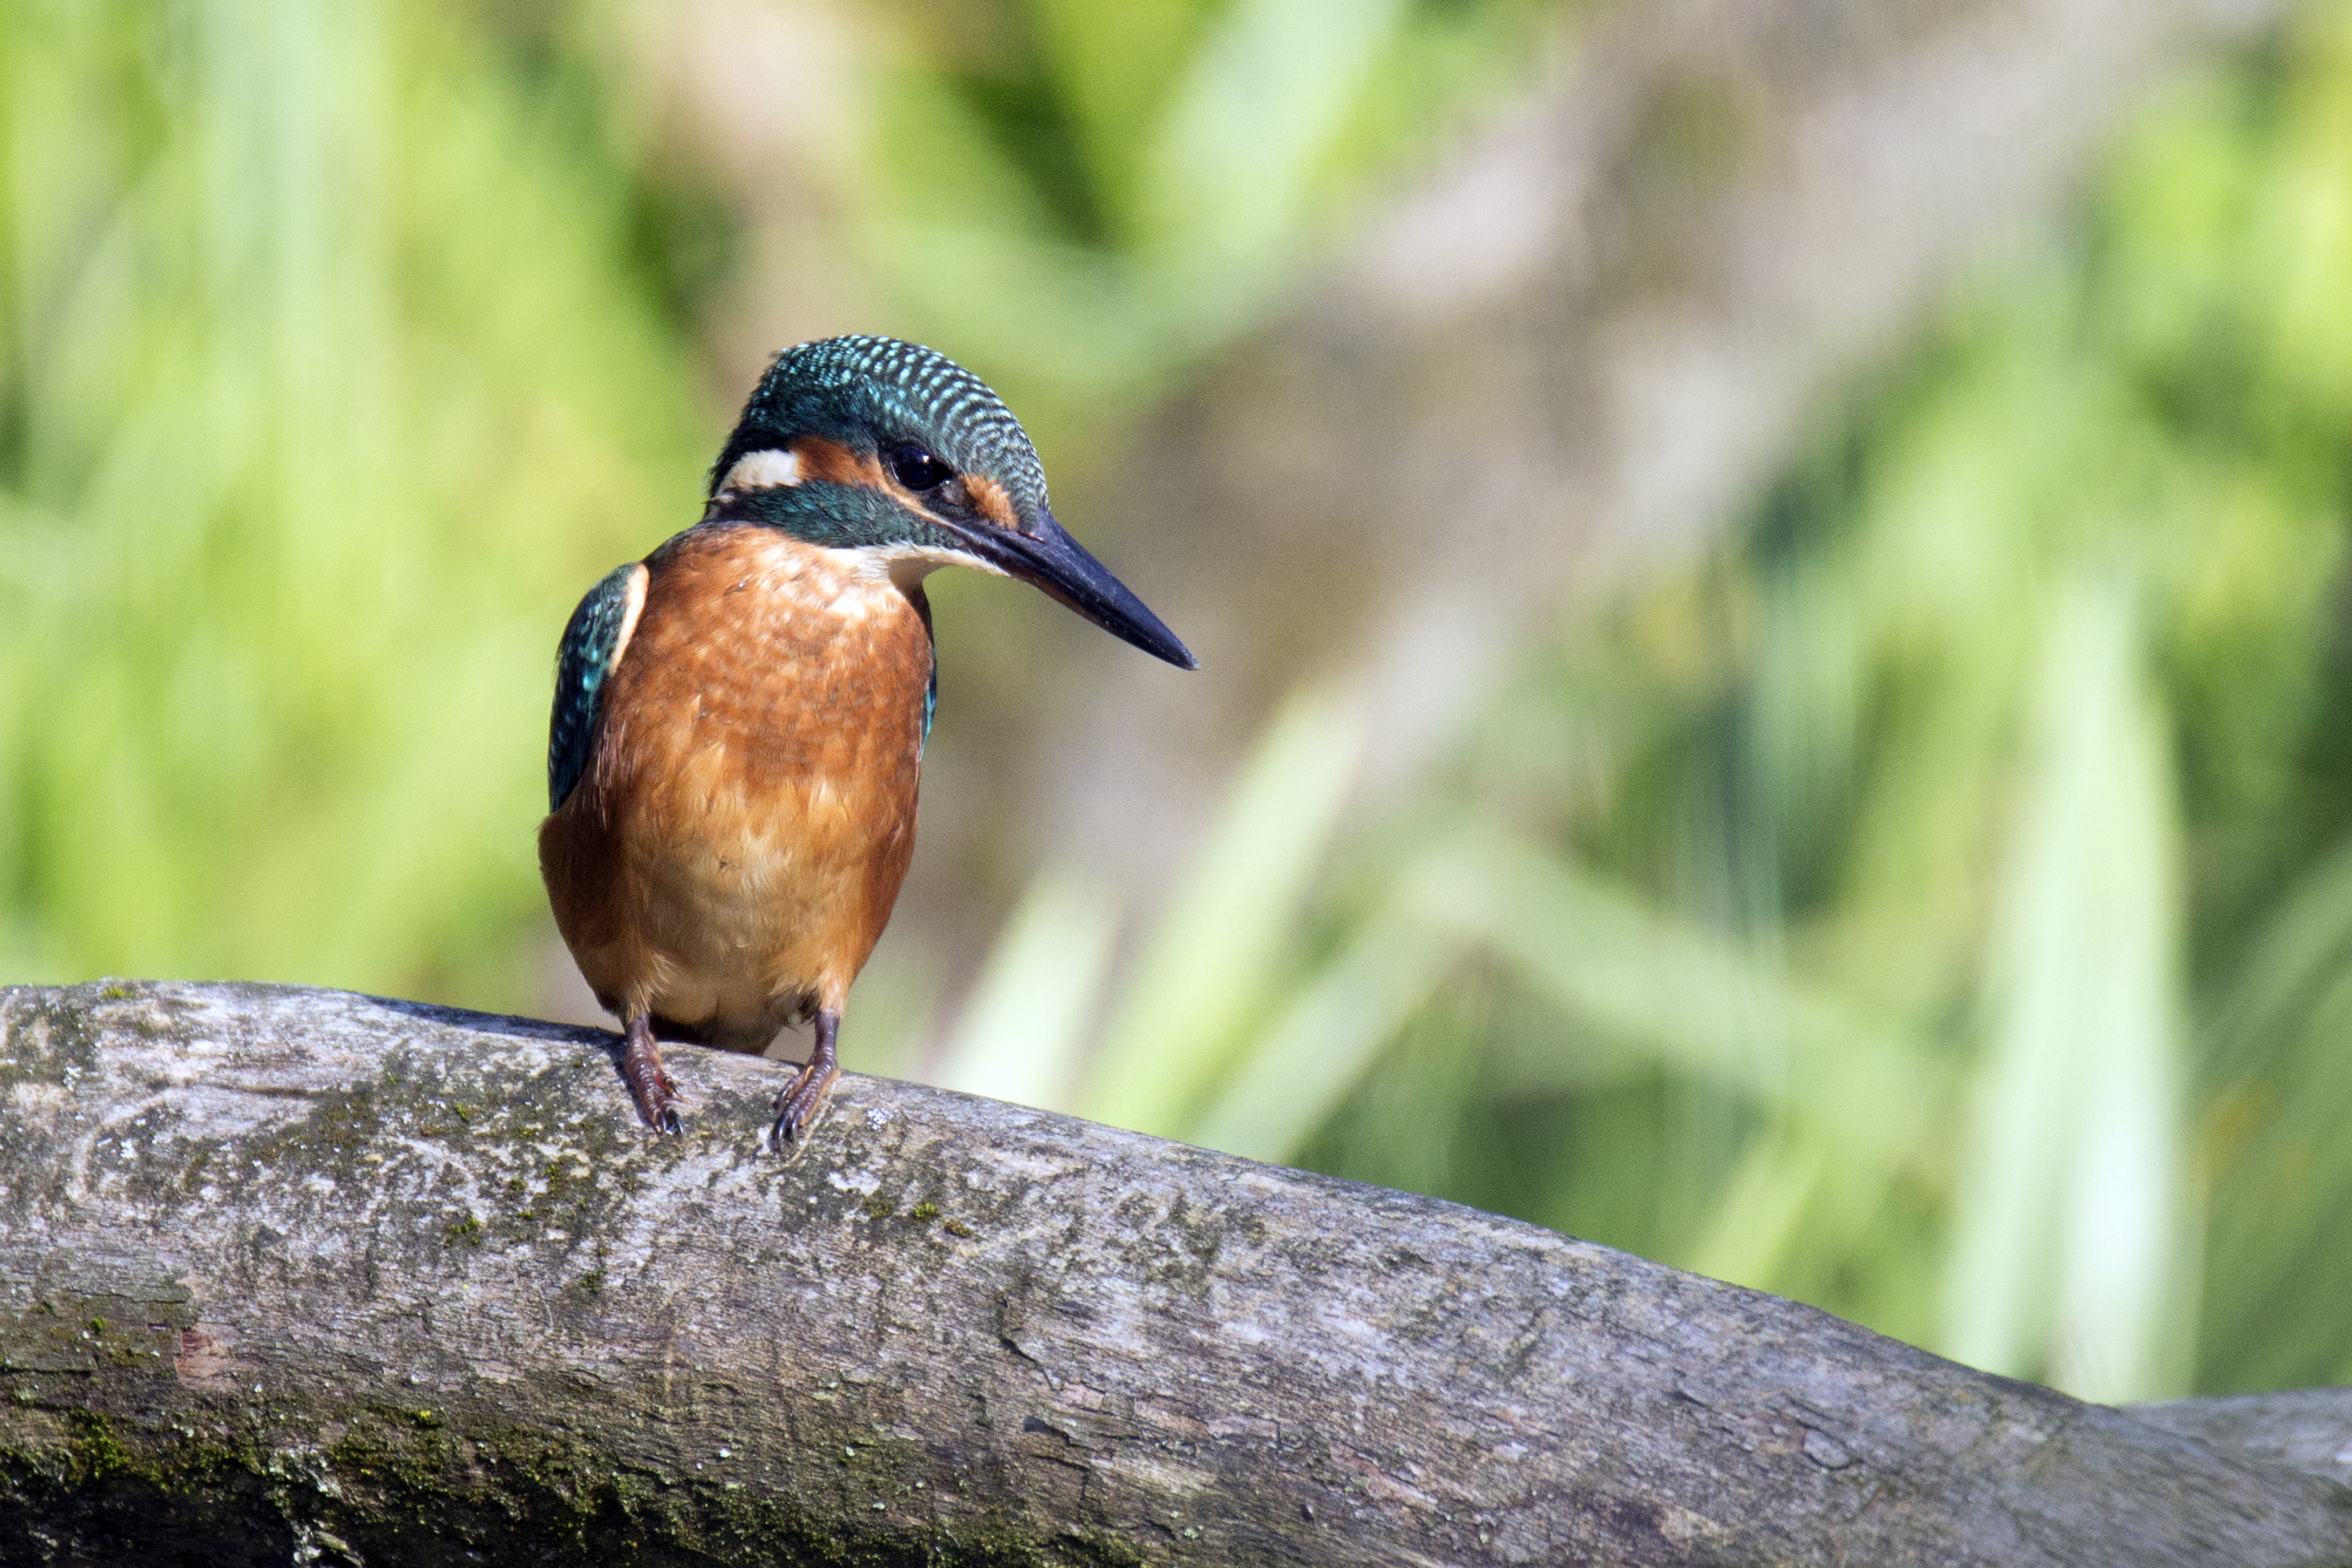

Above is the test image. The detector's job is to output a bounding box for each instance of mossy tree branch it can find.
[2,981,2347,1566]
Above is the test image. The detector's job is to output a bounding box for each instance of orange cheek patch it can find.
[792,436,887,488]
[965,474,1019,530]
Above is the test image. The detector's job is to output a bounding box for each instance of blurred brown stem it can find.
[1018,0,2298,909]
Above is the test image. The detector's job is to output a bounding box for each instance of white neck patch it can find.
[717,447,802,494]
[872,544,1003,593]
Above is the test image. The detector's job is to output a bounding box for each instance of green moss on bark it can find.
[3,1395,1149,1567]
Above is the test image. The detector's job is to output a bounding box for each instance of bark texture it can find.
[2,980,2347,1567]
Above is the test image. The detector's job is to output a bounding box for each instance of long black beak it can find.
[951,505,1197,669]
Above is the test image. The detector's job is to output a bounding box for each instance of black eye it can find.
[886,441,953,491]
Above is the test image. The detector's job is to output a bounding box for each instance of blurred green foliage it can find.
[867,0,1562,425]
[0,0,710,1006]
[0,0,1549,1006]
[1004,6,2352,1402]
[9,0,2352,1412]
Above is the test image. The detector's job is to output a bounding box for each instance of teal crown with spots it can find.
[711,335,1049,521]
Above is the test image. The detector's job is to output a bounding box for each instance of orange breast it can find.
[538,524,932,1050]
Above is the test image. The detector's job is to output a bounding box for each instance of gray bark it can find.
[2130,1392,2352,1490]
[2,980,2347,1567]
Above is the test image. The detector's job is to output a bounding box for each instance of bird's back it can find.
[539,523,932,1050]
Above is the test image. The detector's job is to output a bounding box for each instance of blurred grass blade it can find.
[928,867,1120,1113]
[2203,834,2352,1085]
[1024,0,1211,225]
[1419,823,1946,1172]
[1079,686,1367,1137]
[1189,900,1457,1162]
[2195,835,2352,1389]
[1941,577,2186,1402]
[1684,1130,1831,1289]
[1142,0,1406,306]
[1191,813,1947,1179]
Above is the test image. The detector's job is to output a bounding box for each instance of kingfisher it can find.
[539,335,1194,1144]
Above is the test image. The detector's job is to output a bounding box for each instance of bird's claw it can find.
[769,1062,840,1148]
[620,1019,685,1134]
[627,1067,685,1135]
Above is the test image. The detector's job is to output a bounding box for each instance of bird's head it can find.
[704,335,1195,670]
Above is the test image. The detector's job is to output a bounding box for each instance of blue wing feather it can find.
[912,585,937,758]
[548,563,647,812]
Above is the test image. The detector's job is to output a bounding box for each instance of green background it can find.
[5,0,2352,1404]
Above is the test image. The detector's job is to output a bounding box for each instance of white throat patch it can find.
[876,544,1003,593]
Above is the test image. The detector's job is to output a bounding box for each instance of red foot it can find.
[770,1010,841,1146]
[622,1014,684,1134]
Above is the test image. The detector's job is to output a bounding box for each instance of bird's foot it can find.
[769,1009,841,1147]
[769,1062,839,1146]
[622,1014,684,1134]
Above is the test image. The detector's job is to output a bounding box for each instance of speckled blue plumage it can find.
[548,564,641,811]
[711,335,1048,520]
